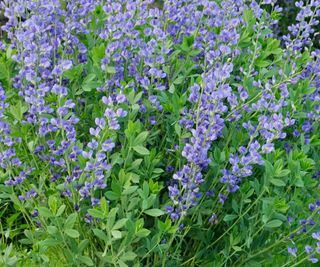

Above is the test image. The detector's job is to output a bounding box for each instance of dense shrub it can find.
[0,0,319,266]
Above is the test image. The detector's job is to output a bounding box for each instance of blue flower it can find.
[288,247,297,257]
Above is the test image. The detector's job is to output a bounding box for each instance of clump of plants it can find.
[0,0,319,266]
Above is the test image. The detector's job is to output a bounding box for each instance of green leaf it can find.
[153,168,164,174]
[38,207,53,218]
[264,219,283,228]
[232,246,242,252]
[270,179,286,187]
[56,204,66,216]
[244,9,254,24]
[105,191,120,201]
[134,91,143,104]
[188,49,201,56]
[78,256,94,266]
[63,64,83,80]
[27,141,35,152]
[132,146,150,156]
[275,169,291,177]
[83,73,96,82]
[129,159,143,170]
[264,160,274,178]
[92,229,108,242]
[122,186,139,195]
[82,73,99,92]
[255,59,272,68]
[247,260,262,267]
[173,76,184,85]
[120,251,137,262]
[117,260,128,267]
[112,218,128,230]
[133,131,149,146]
[223,214,238,222]
[274,198,289,213]
[48,196,57,213]
[0,63,8,80]
[64,213,78,229]
[87,209,104,219]
[107,208,119,230]
[180,36,193,52]
[78,239,89,252]
[174,123,181,136]
[47,226,58,235]
[214,147,222,162]
[65,229,80,238]
[111,230,122,239]
[144,209,164,217]
[91,44,105,63]
[302,85,316,95]
[106,66,116,74]
[266,38,280,52]
[136,228,150,238]
[169,84,175,93]
[294,178,304,187]
[38,239,61,247]
[9,102,28,121]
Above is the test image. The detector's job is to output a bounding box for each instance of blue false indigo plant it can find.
[0,0,320,266]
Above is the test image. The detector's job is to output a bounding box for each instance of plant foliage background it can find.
[0,0,320,266]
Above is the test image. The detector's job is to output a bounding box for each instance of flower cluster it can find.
[78,94,127,206]
[166,0,245,220]
[1,0,100,203]
[283,0,320,52]
[287,199,320,264]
